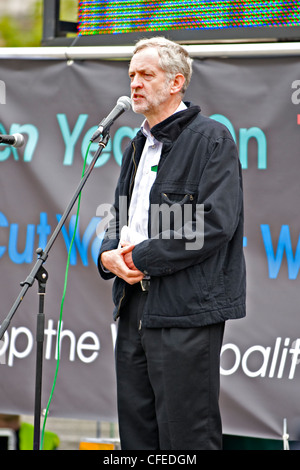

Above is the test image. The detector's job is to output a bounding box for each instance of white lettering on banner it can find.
[221,337,300,379]
[291,79,300,105]
[1,323,299,381]
[0,326,33,367]
[0,340,6,364]
[0,319,100,367]
[0,80,5,104]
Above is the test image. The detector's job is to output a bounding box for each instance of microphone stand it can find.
[0,133,110,450]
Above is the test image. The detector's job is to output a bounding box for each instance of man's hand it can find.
[121,240,139,271]
[100,243,144,285]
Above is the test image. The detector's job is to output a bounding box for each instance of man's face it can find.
[129,47,172,122]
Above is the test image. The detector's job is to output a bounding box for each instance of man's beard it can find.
[132,80,171,116]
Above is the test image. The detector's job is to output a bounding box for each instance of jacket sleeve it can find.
[131,135,243,277]
[97,182,121,280]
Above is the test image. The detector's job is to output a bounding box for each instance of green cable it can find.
[40,142,91,450]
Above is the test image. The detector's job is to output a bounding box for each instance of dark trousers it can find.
[115,285,225,450]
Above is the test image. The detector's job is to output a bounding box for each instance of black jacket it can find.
[98,103,246,327]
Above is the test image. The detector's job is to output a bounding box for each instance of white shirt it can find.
[121,101,187,245]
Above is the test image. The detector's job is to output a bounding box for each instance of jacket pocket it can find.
[161,192,194,206]
[149,191,196,239]
[194,259,227,307]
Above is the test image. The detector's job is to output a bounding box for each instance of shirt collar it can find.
[141,101,187,143]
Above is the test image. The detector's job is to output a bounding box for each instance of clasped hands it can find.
[100,240,145,285]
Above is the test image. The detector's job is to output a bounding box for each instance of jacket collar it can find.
[150,102,201,144]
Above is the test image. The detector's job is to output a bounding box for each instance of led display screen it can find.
[77,0,300,43]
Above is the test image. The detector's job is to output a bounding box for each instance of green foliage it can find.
[0,0,43,47]
[0,0,77,47]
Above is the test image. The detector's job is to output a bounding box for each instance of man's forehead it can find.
[129,47,161,69]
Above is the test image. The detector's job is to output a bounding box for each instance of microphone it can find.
[91,96,132,142]
[0,133,25,148]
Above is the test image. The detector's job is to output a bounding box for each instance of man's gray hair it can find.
[133,36,193,95]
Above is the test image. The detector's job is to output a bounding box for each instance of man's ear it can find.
[170,73,185,95]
